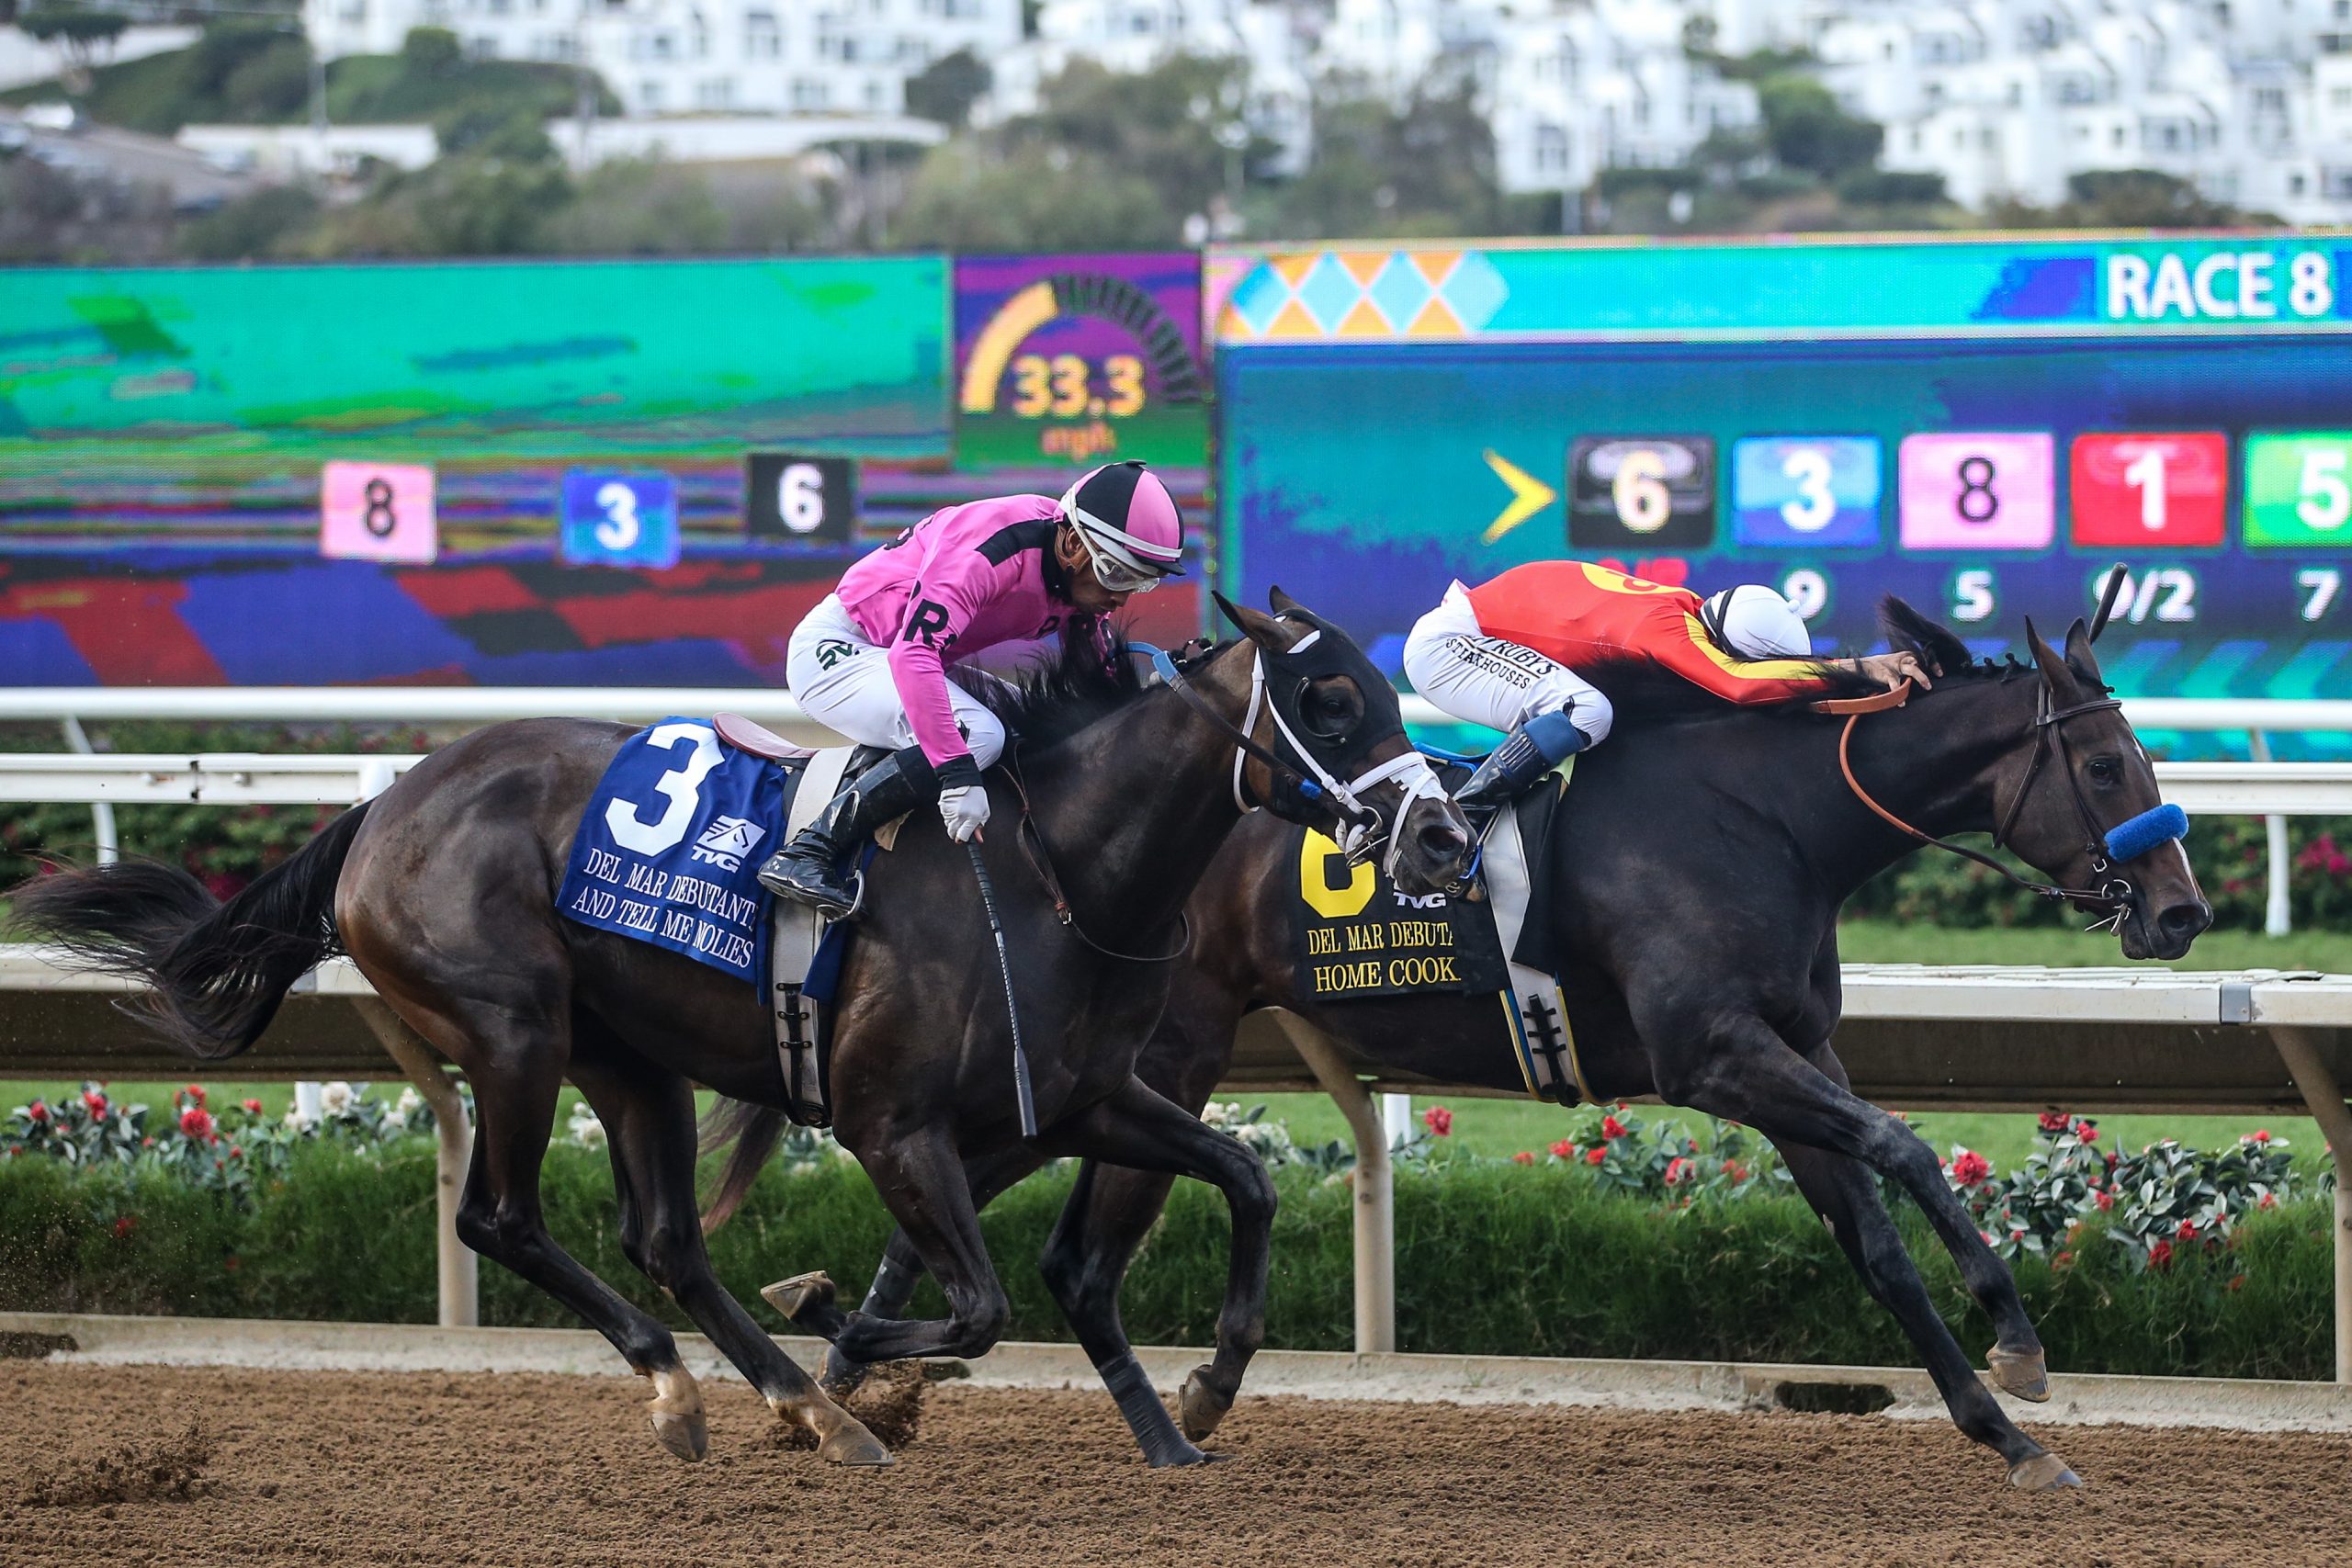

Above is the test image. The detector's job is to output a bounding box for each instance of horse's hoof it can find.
[1987,1345,2052,1403]
[1176,1365,1234,1442]
[2008,1453,2082,1492]
[763,1270,838,1325]
[817,1418,894,1467]
[650,1406,709,1462]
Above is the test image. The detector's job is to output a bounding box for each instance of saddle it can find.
[713,713,813,763]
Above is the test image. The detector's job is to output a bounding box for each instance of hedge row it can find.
[0,1140,2334,1381]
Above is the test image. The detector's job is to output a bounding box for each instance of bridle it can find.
[1148,638,1449,879]
[1824,677,2145,921]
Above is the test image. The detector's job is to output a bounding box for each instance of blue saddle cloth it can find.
[558,717,791,987]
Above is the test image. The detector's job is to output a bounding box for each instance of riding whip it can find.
[965,840,1041,1138]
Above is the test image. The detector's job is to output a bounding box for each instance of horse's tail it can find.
[697,1095,787,1234]
[8,801,374,1061]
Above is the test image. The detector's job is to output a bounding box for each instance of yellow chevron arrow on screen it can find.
[1480,450,1556,544]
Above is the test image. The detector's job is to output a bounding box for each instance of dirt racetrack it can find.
[3,1360,2348,1567]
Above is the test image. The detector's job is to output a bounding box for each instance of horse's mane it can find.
[966,621,1154,750]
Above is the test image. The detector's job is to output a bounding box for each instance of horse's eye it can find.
[2086,756,2120,785]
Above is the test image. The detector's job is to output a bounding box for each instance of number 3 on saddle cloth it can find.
[556,716,875,1127]
[1289,760,1591,1104]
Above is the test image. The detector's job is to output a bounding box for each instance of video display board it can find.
[0,258,950,685]
[1212,238,2352,717]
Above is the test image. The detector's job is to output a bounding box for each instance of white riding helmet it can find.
[1700,584,1813,660]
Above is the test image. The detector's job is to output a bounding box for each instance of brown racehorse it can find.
[809,599,2211,1490]
[11,591,1472,1470]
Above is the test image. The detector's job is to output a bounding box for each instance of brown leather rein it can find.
[1818,680,2136,915]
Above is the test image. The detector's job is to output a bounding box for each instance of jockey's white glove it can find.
[939,783,990,842]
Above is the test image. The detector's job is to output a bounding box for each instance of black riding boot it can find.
[756,746,935,920]
[1453,706,1588,824]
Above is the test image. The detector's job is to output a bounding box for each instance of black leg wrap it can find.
[1099,1351,1207,1468]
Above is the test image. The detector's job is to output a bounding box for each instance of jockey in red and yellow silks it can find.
[1403,561,1926,815]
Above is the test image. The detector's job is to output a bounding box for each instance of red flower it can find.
[2052,1250,2075,1269]
[2074,1122,2098,1144]
[83,1090,107,1119]
[2258,1191,2278,1211]
[1512,1150,1534,1166]
[2248,1129,2273,1144]
[141,1136,154,1149]
[2095,1190,2115,1211]
[178,1106,214,1140]
[1549,1139,1574,1160]
[1600,1114,1627,1140]
[242,1098,263,1115]
[1421,1105,1453,1137]
[26,1100,49,1124]
[2149,1240,2175,1269]
[1585,1147,1606,1166]
[113,1215,136,1240]
[1949,1149,1990,1186]
[1664,1156,1690,1185]
[228,1145,243,1159]
[1721,1158,1748,1181]
[2227,1274,2247,1292]
[182,1085,206,1108]
[2177,1220,2199,1241]
[2037,1111,2069,1134]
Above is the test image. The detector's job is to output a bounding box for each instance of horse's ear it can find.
[1268,584,1306,616]
[1876,595,1970,678]
[1214,590,1285,650]
[2062,616,2103,685]
[2023,615,2077,696]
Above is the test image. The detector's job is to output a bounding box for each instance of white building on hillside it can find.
[305,0,1019,119]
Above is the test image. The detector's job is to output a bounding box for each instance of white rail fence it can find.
[5,688,2347,930]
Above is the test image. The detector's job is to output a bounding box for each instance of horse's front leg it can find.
[767,1123,1014,1364]
[819,1141,1054,1395]
[1028,1075,1277,1458]
[1645,1010,2076,1491]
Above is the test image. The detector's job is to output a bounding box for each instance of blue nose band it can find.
[2104,803,2188,863]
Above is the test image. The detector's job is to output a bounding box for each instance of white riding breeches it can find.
[786,594,1009,768]
[1400,582,1614,748]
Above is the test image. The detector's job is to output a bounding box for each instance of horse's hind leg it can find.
[1771,1135,2076,1490]
[1031,1076,1275,1461]
[412,998,713,1462]
[571,1048,889,1466]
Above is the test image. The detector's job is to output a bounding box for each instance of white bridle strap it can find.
[1235,649,1448,877]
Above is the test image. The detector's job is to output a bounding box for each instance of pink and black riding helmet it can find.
[1058,460,1185,592]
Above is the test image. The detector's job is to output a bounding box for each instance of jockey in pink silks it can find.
[756,459,1186,919]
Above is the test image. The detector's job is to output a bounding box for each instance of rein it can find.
[999,750,1192,965]
[1822,681,2141,914]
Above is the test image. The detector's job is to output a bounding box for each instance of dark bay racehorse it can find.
[813,600,2211,1490]
[11,591,1472,1469]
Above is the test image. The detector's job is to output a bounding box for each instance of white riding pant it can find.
[1400,582,1614,748]
[786,594,1009,769]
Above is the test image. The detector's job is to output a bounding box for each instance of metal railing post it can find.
[2269,1025,2352,1382]
[1278,1014,1396,1355]
[59,717,116,865]
[2251,731,2292,938]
